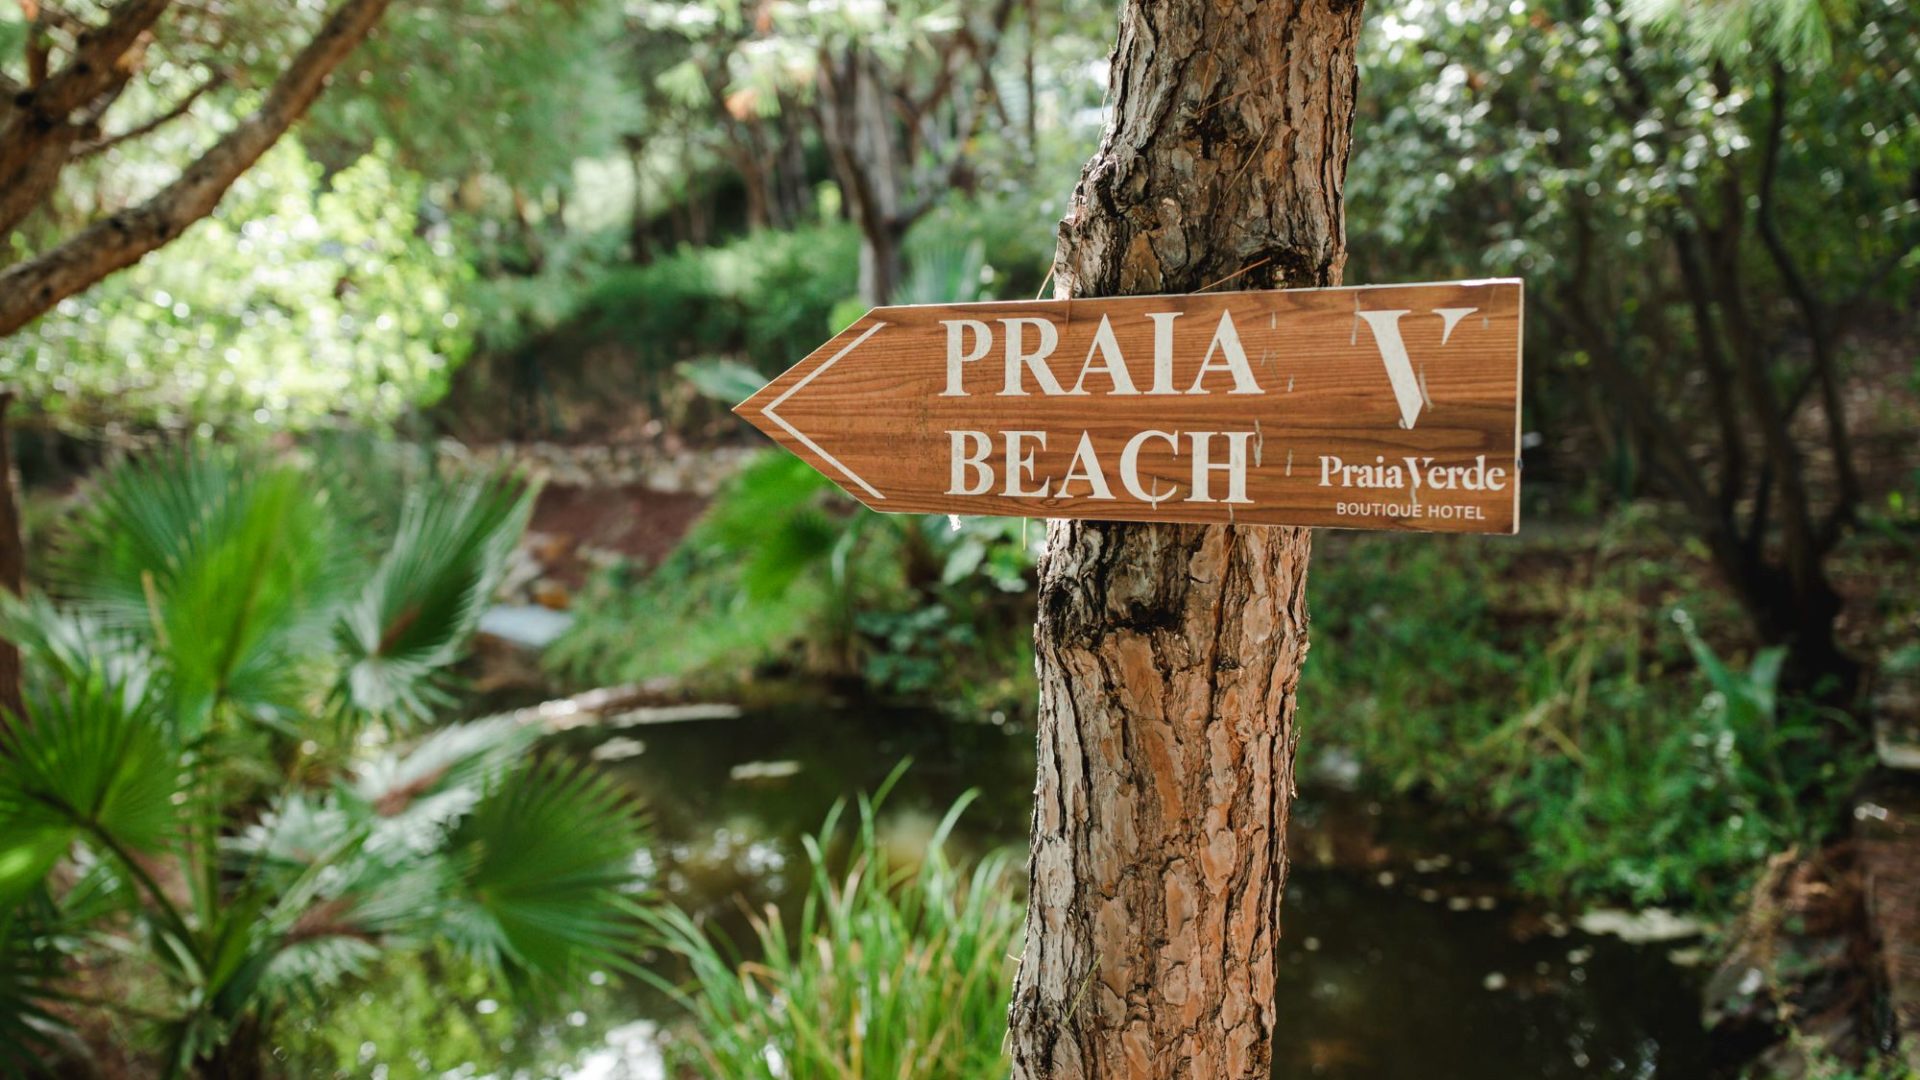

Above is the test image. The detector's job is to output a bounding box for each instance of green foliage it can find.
[0,447,648,1075]
[0,895,66,1070]
[1299,538,1521,795]
[447,758,647,983]
[677,357,769,405]
[0,671,179,906]
[271,947,630,1078]
[550,452,1040,712]
[1628,0,1846,64]
[548,452,865,684]
[56,450,347,730]
[1303,513,1864,911]
[642,773,1020,1079]
[311,0,635,188]
[552,233,1040,710]
[335,475,532,722]
[578,223,861,373]
[1348,0,1918,570]
[3,143,471,431]
[1497,615,1860,906]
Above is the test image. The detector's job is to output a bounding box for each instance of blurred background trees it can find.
[1349,0,1919,694]
[1,0,1917,1076]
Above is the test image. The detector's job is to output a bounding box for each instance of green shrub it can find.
[550,451,1039,711]
[547,452,872,686]
[1298,535,1523,795]
[642,773,1021,1080]
[575,223,860,376]
[1302,511,1863,913]
[272,947,628,1078]
[1496,613,1863,908]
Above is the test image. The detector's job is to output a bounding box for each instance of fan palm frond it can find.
[0,593,158,713]
[0,670,180,907]
[444,759,647,984]
[348,715,536,824]
[0,893,68,1075]
[233,717,551,1010]
[335,473,534,723]
[257,934,382,1011]
[52,449,346,732]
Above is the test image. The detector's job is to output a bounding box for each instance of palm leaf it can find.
[335,472,534,723]
[50,449,345,731]
[444,759,647,984]
[348,715,537,825]
[0,670,180,907]
[0,593,157,721]
[0,893,68,1075]
[234,717,547,1009]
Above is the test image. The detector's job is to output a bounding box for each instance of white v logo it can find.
[1357,307,1478,429]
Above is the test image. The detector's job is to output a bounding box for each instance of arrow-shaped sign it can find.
[736,279,1523,534]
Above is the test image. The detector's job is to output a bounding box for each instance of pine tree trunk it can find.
[1007,2,1363,1077]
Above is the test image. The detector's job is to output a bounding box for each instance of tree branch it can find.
[72,70,224,158]
[22,0,172,117]
[1562,204,1719,525]
[0,0,394,338]
[1754,61,1862,528]
[0,0,174,235]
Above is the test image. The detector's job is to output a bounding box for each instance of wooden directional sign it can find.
[735,279,1524,534]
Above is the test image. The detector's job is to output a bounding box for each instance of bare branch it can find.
[72,70,224,157]
[0,0,394,337]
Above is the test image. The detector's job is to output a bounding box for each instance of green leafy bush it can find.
[1299,536,1523,796]
[1497,614,1862,907]
[272,947,631,1079]
[1303,513,1863,912]
[575,223,861,377]
[642,773,1020,1079]
[549,231,1039,710]
[549,452,1039,712]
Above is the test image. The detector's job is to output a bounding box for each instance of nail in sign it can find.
[736,279,1524,534]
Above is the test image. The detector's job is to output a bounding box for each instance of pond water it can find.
[567,701,1712,1079]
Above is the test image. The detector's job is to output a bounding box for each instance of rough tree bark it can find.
[1007,2,1363,1077]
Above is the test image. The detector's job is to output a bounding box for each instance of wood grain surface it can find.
[736,280,1524,534]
